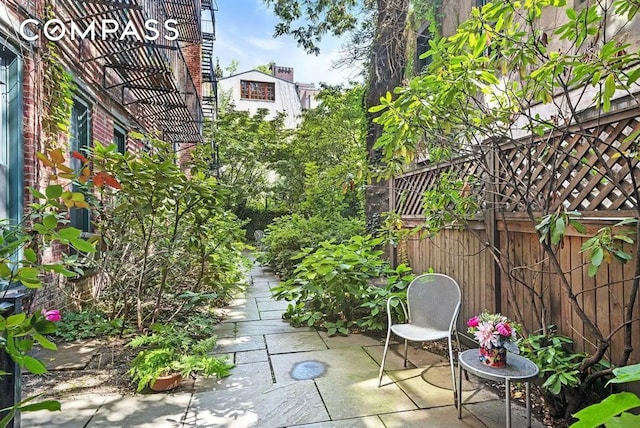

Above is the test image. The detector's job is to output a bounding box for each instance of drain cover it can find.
[291,360,326,380]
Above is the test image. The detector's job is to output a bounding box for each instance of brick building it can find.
[0,0,215,305]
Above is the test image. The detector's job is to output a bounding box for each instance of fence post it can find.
[484,147,502,313]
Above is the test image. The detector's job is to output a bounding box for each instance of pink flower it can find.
[474,322,499,348]
[467,316,480,328]
[496,322,511,337]
[42,309,61,322]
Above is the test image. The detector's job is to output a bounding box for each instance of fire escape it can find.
[201,0,219,172]
[56,0,207,143]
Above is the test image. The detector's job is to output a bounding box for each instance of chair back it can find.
[407,273,461,333]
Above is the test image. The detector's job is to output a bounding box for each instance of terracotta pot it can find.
[150,373,182,392]
[479,346,507,367]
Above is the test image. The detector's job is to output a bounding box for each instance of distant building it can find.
[297,82,320,110]
[216,64,320,129]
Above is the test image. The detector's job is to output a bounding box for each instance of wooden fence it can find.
[391,106,640,364]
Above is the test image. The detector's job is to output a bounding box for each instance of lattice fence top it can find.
[393,108,640,217]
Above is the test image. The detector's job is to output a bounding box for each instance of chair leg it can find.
[403,339,408,367]
[378,328,392,387]
[448,335,457,405]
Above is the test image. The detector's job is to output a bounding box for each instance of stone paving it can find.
[23,262,546,427]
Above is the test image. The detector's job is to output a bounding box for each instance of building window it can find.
[240,80,275,101]
[70,98,92,233]
[0,48,22,227]
[114,125,126,153]
[0,45,23,289]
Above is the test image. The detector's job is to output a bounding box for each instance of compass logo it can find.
[19,19,179,42]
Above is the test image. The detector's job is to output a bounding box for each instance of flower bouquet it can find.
[467,311,519,367]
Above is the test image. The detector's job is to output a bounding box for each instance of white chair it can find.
[377,273,462,405]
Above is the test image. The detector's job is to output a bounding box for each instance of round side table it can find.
[458,349,539,428]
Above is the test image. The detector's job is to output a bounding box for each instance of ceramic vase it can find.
[479,346,507,367]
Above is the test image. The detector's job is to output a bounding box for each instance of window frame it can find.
[113,124,127,154]
[0,41,23,291]
[69,96,92,234]
[240,80,276,101]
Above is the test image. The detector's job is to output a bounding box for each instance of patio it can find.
[22,262,545,428]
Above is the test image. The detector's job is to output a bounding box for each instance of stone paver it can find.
[195,361,273,391]
[270,347,380,383]
[379,406,486,427]
[316,371,418,419]
[465,400,546,428]
[259,310,285,320]
[186,381,329,428]
[265,331,327,354]
[236,349,269,364]
[318,331,382,349]
[213,334,266,353]
[87,393,191,427]
[22,394,113,428]
[256,298,290,312]
[31,339,101,370]
[290,415,386,428]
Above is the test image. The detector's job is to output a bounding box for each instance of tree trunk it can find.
[364,0,409,233]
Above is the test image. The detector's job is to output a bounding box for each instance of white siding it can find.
[218,70,302,129]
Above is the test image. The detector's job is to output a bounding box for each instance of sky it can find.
[212,0,363,86]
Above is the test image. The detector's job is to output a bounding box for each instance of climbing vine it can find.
[405,0,444,78]
[41,2,74,147]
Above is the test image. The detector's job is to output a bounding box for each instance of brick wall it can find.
[182,43,202,99]
[93,105,115,146]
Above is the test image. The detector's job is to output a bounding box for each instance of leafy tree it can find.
[210,106,291,213]
[373,0,640,420]
[265,0,411,232]
[271,85,367,213]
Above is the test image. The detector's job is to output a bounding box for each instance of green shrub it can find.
[519,328,610,419]
[53,311,133,342]
[272,235,413,335]
[260,214,364,280]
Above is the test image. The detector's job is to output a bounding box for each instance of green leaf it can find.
[22,355,47,374]
[569,220,587,235]
[592,247,604,267]
[33,333,57,351]
[43,215,58,230]
[6,313,26,328]
[551,217,565,245]
[608,363,640,385]
[604,412,640,428]
[28,188,46,200]
[23,248,37,263]
[588,263,599,278]
[69,238,96,253]
[0,263,12,278]
[19,399,61,413]
[603,74,616,112]
[45,185,63,199]
[570,392,640,428]
[0,408,16,428]
[58,227,81,240]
